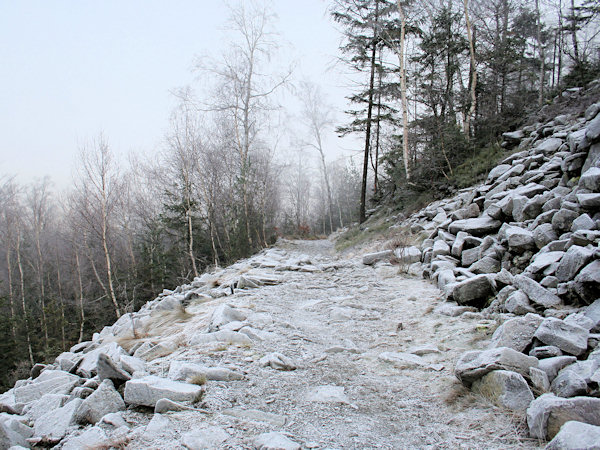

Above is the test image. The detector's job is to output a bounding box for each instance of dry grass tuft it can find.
[188,374,207,386]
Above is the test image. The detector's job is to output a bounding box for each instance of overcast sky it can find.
[0,0,359,185]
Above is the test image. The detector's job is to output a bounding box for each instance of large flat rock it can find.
[534,317,589,356]
[448,216,502,236]
[124,375,204,407]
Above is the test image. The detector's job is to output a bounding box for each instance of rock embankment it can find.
[363,85,600,446]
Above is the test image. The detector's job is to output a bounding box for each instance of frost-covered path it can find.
[123,238,539,449]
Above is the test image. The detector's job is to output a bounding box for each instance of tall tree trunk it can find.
[75,251,85,344]
[569,0,580,64]
[463,0,477,139]
[34,232,48,347]
[536,0,545,106]
[397,0,411,181]
[5,245,16,338]
[186,205,199,278]
[15,229,34,366]
[55,253,66,350]
[359,0,379,224]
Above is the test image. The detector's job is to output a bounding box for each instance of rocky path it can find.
[2,239,546,449]
[126,239,540,449]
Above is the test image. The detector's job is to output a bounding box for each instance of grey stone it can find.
[551,369,588,397]
[154,398,197,413]
[514,275,562,308]
[189,330,253,346]
[586,103,600,121]
[578,192,600,208]
[362,250,393,265]
[168,360,244,382]
[545,420,600,450]
[77,342,127,378]
[451,275,495,307]
[24,393,68,422]
[552,208,580,233]
[527,393,600,440]
[489,313,543,352]
[571,213,596,232]
[97,353,131,383]
[535,137,563,154]
[54,352,81,372]
[144,413,172,439]
[529,367,550,392]
[392,246,421,264]
[539,356,578,382]
[472,370,534,412]
[502,131,524,144]
[505,291,536,315]
[432,240,451,258]
[587,115,600,141]
[534,317,589,356]
[556,245,594,282]
[0,422,28,449]
[527,251,564,274]
[564,313,595,330]
[61,426,109,450]
[541,276,559,288]
[14,371,80,404]
[583,142,600,172]
[580,167,600,192]
[573,260,600,304]
[259,352,297,371]
[254,432,300,450]
[119,355,146,375]
[454,347,539,387]
[306,385,350,403]
[451,231,470,257]
[182,426,229,450]
[448,216,502,236]
[33,398,83,443]
[529,346,562,359]
[208,304,247,331]
[123,375,204,407]
[434,303,476,317]
[75,379,125,424]
[468,256,501,274]
[584,299,600,332]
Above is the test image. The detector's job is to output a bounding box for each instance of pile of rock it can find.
[363,86,600,444]
[0,247,309,448]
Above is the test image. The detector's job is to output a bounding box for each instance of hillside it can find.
[1,83,600,448]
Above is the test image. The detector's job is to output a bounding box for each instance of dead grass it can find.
[188,374,207,386]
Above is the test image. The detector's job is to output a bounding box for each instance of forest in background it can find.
[1,0,599,391]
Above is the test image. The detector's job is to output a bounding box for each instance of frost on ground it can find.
[114,238,539,449]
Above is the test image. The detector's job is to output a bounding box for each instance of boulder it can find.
[584,299,600,332]
[529,367,550,392]
[489,313,543,352]
[539,356,578,382]
[75,379,125,424]
[472,370,534,412]
[61,426,110,450]
[123,375,204,407]
[513,275,561,308]
[119,355,146,375]
[432,240,450,258]
[527,251,564,274]
[573,260,600,304]
[306,385,350,404]
[362,250,393,265]
[14,371,80,404]
[24,393,68,422]
[577,192,600,208]
[504,290,536,315]
[529,346,562,359]
[534,317,589,356]
[77,342,126,378]
[555,245,594,282]
[545,421,600,450]
[448,216,502,237]
[580,167,600,192]
[552,208,580,233]
[97,353,131,383]
[455,347,539,387]
[527,393,600,440]
[550,370,588,398]
[0,421,28,449]
[33,398,83,444]
[451,275,494,307]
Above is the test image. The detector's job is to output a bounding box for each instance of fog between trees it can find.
[1,0,598,390]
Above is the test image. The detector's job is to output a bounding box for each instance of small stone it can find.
[362,250,393,265]
[529,346,562,359]
[182,426,229,450]
[556,245,594,282]
[97,353,131,384]
[580,167,600,192]
[550,369,588,397]
[254,432,301,450]
[451,275,495,307]
[529,367,550,392]
[306,385,350,404]
[513,275,561,308]
[573,260,600,304]
[489,313,543,352]
[124,375,204,407]
[259,352,297,371]
[538,356,578,382]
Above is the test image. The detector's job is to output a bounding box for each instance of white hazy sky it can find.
[0,0,360,185]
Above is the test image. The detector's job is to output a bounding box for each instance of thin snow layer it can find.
[123,239,539,449]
